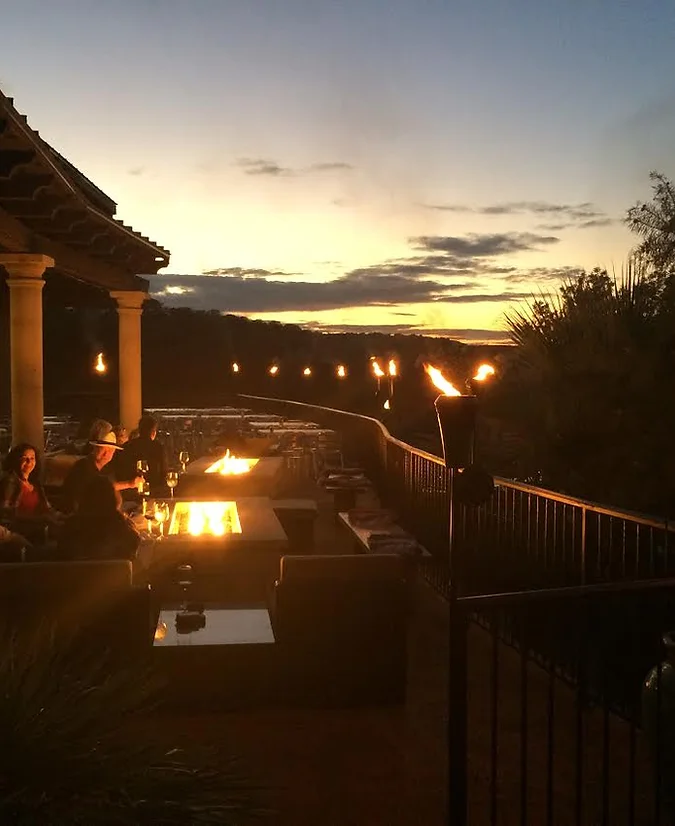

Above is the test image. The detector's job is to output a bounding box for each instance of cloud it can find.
[302,321,513,343]
[503,266,583,284]
[413,232,559,257]
[148,230,573,316]
[234,157,354,177]
[235,158,293,177]
[432,292,533,304]
[202,266,295,278]
[425,200,614,230]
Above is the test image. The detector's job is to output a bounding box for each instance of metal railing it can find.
[237,394,675,595]
[236,394,675,824]
[452,578,675,825]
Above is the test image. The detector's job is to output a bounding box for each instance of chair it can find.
[0,559,156,665]
[270,553,412,706]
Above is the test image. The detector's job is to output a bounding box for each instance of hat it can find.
[89,431,124,451]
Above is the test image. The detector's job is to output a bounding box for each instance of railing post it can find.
[447,467,468,826]
[581,507,587,586]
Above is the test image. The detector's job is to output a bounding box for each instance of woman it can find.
[0,443,53,519]
[58,473,140,561]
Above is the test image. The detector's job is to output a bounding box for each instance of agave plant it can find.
[0,625,266,824]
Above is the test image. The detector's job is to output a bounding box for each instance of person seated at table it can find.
[0,443,54,519]
[119,415,168,495]
[58,473,140,562]
[62,423,141,514]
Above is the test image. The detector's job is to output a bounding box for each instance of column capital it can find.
[110,290,147,311]
[0,253,54,279]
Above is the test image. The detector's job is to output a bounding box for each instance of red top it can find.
[16,482,41,516]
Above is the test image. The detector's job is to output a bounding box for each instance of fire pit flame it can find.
[168,501,242,537]
[206,449,259,476]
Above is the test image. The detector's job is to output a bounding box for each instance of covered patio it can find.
[0,89,169,448]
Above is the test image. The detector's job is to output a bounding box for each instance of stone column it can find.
[0,253,54,451]
[110,290,147,433]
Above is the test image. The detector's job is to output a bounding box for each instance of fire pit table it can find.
[144,496,289,602]
[177,453,284,498]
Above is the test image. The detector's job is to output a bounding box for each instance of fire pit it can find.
[147,496,290,603]
[178,454,284,497]
[168,500,242,537]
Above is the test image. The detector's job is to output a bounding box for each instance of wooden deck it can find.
[129,475,656,825]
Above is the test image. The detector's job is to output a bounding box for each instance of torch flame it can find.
[388,359,398,377]
[336,364,346,378]
[473,363,496,382]
[94,352,106,374]
[268,364,279,376]
[424,364,461,396]
[303,367,312,377]
[372,360,385,378]
[232,362,240,373]
[384,399,391,410]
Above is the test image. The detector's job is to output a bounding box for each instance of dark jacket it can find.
[58,511,140,562]
[62,456,103,514]
[118,436,168,493]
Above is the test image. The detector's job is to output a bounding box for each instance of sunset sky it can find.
[4,0,675,343]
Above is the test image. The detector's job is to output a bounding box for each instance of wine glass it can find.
[143,500,155,534]
[154,501,170,538]
[179,451,190,473]
[166,471,179,497]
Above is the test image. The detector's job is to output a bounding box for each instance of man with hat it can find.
[62,420,142,514]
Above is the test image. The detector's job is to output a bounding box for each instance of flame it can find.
[388,359,398,377]
[336,364,347,378]
[268,364,279,376]
[232,362,240,373]
[384,399,391,410]
[94,352,106,374]
[372,360,385,378]
[424,364,461,396]
[473,363,496,382]
[303,366,312,377]
[169,501,242,537]
[154,620,168,641]
[206,449,259,476]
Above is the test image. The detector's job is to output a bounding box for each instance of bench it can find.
[338,511,432,560]
[272,499,319,553]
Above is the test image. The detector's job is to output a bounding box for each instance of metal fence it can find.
[237,394,675,595]
[237,394,675,824]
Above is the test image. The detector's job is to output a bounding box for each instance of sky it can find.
[4,0,675,343]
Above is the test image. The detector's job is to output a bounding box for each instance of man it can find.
[121,415,168,495]
[62,427,141,514]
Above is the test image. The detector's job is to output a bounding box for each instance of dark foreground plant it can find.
[0,625,266,824]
